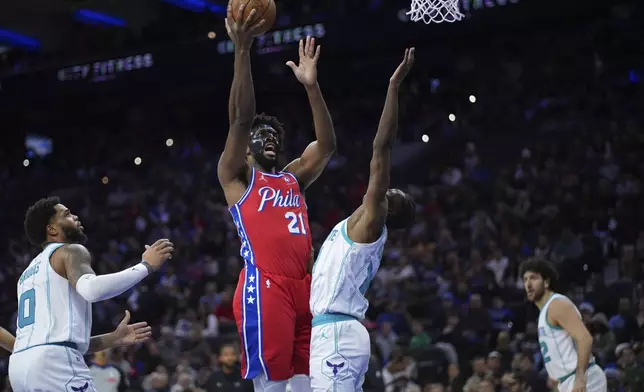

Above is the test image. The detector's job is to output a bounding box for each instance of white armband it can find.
[75,263,150,303]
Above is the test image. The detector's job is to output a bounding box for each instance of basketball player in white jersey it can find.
[9,196,174,392]
[520,259,607,392]
[309,48,416,392]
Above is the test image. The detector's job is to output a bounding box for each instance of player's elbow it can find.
[574,330,593,347]
[320,139,337,156]
[74,274,104,303]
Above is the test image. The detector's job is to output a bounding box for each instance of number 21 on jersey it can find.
[285,212,307,235]
[18,289,36,328]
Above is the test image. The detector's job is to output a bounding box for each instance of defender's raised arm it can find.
[362,48,415,232]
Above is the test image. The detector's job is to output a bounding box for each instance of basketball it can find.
[230,0,276,36]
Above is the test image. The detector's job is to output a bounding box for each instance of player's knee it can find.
[289,374,312,392]
[253,374,289,392]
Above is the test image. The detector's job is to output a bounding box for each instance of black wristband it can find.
[141,261,154,274]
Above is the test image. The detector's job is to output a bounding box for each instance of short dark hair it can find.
[219,342,238,355]
[252,113,286,145]
[24,196,60,246]
[386,190,416,230]
[519,258,559,288]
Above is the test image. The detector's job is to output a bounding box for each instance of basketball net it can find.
[406,0,464,24]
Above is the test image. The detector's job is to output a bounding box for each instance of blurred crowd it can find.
[1,5,644,392]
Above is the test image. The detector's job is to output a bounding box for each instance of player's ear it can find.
[46,223,57,237]
[544,279,549,289]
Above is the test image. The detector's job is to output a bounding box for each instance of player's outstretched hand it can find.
[390,47,415,87]
[111,310,153,347]
[142,238,174,270]
[286,36,321,86]
[224,0,266,50]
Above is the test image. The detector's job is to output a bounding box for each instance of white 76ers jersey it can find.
[13,243,92,354]
[538,293,595,381]
[310,218,387,319]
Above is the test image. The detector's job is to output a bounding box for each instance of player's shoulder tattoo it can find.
[62,243,91,262]
[61,244,95,284]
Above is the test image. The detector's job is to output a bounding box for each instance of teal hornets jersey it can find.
[13,243,92,354]
[538,293,595,381]
[310,218,387,319]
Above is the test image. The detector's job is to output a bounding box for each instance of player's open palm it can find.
[142,238,174,270]
[390,47,415,86]
[224,1,266,49]
[111,310,153,347]
[286,36,320,86]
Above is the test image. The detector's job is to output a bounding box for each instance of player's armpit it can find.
[59,244,96,289]
[285,139,336,191]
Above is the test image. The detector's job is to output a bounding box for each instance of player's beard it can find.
[528,285,546,303]
[253,151,278,172]
[63,226,88,244]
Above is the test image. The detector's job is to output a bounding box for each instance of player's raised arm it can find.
[354,49,415,240]
[548,298,594,389]
[284,36,337,190]
[217,2,267,194]
[55,240,173,303]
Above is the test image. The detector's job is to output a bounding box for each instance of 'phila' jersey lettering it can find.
[230,168,312,279]
[538,293,595,381]
[310,218,387,319]
[14,243,92,354]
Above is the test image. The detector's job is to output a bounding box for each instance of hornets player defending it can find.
[309,48,416,392]
[9,197,173,391]
[520,259,607,392]
[219,3,336,391]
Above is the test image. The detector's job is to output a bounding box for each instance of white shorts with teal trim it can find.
[309,314,370,392]
[9,343,97,392]
[557,364,607,392]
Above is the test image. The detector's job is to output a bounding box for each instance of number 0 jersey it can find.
[14,243,92,354]
[229,168,312,279]
[538,293,596,381]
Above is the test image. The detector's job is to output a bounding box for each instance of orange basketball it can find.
[230,0,276,36]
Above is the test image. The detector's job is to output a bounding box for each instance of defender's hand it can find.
[111,310,152,347]
[390,48,415,86]
[142,239,174,270]
[286,36,321,86]
[224,1,267,50]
